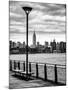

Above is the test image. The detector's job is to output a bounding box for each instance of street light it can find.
[22,7,32,79]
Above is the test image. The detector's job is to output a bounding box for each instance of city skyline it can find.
[9,33,66,54]
[9,1,66,45]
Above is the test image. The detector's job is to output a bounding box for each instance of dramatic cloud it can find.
[9,1,66,44]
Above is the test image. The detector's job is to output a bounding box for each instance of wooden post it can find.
[23,61,25,71]
[54,64,58,83]
[14,60,16,70]
[36,63,38,78]
[10,60,12,71]
[18,61,20,70]
[29,62,31,72]
[44,64,47,80]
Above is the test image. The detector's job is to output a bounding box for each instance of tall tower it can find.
[33,31,36,46]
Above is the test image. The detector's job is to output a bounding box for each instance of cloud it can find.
[9,1,66,36]
[10,20,25,26]
[41,3,66,16]
[18,1,46,10]
[10,12,23,18]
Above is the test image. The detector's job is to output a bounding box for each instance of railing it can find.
[9,60,66,85]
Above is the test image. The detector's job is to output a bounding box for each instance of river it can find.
[10,53,66,65]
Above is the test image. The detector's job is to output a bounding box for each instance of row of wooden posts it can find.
[10,60,65,84]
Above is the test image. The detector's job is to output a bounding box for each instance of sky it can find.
[9,0,66,45]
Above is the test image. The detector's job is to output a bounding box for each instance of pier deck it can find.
[9,71,64,89]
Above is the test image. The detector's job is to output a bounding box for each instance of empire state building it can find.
[33,31,36,46]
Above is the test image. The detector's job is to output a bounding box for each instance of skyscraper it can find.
[52,39,56,50]
[33,31,36,46]
[45,41,48,48]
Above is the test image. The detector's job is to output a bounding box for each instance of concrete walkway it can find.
[9,72,64,89]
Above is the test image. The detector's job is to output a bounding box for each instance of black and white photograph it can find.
[9,0,66,89]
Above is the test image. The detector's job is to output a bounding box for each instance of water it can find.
[10,53,66,65]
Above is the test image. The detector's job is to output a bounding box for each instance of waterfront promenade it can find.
[9,71,61,89]
[9,53,66,88]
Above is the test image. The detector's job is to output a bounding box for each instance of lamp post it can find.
[22,7,32,79]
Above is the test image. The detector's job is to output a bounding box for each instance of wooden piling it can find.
[54,64,58,83]
[10,60,12,71]
[36,63,38,78]
[18,61,20,70]
[14,60,16,70]
[23,61,25,71]
[29,62,31,72]
[44,64,47,80]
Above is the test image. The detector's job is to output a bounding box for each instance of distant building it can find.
[30,31,37,53]
[30,31,36,48]
[50,39,56,53]
[13,42,16,48]
[9,40,13,48]
[19,43,23,48]
[33,31,36,46]
[23,41,25,48]
[64,42,66,52]
[49,41,52,53]
[56,42,60,53]
[37,42,40,47]
[60,42,66,53]
[17,42,21,48]
[52,39,56,52]
[44,41,48,48]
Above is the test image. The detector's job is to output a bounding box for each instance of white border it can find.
[0,0,68,90]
